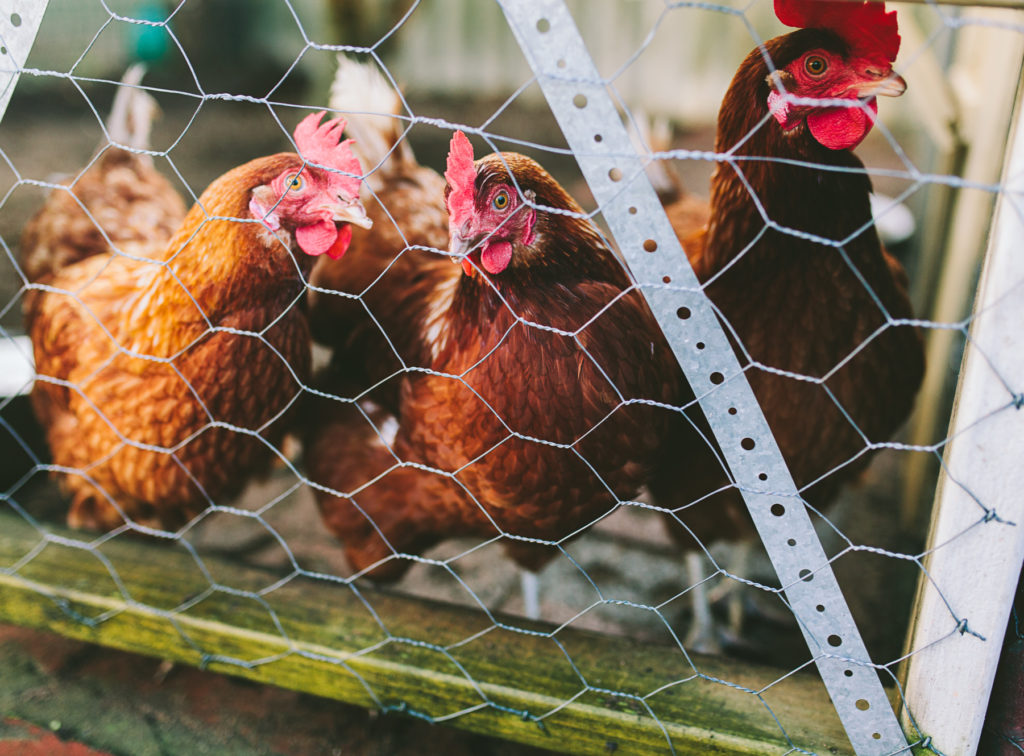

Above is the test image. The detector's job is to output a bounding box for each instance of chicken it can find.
[305,131,686,590]
[20,65,186,283]
[24,108,371,531]
[307,56,452,403]
[648,0,924,645]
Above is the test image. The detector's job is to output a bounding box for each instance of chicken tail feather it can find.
[20,64,171,284]
[105,63,159,154]
[329,55,415,190]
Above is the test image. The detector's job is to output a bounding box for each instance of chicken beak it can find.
[448,230,477,277]
[449,232,471,259]
[331,201,373,230]
[857,70,907,99]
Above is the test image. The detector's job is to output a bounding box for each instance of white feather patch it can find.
[329,55,404,190]
[421,270,460,362]
[377,414,399,447]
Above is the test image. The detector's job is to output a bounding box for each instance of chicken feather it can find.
[24,102,370,531]
[20,65,186,284]
[308,132,686,581]
[650,5,924,642]
[308,56,453,404]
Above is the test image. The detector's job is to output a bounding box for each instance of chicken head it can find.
[249,111,372,260]
[765,0,905,151]
[444,131,537,277]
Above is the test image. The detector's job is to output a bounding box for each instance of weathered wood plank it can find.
[899,70,1024,755]
[0,509,865,755]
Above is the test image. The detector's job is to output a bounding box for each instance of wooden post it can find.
[901,13,1024,530]
[900,70,1024,754]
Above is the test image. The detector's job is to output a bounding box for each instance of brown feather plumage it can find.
[307,63,452,401]
[19,147,187,284]
[651,28,924,547]
[307,166,453,402]
[20,71,187,285]
[308,150,686,579]
[25,153,329,531]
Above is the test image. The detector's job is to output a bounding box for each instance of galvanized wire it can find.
[0,1,1022,754]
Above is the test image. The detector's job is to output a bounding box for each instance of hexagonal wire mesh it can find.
[1,0,1023,753]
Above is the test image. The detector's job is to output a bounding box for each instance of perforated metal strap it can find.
[0,2,48,124]
[499,1,909,753]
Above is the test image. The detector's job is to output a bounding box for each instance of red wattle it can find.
[325,224,352,260]
[807,99,878,150]
[295,219,338,256]
[461,258,475,277]
[481,240,512,275]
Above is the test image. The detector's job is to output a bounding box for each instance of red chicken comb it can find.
[445,130,477,227]
[293,110,362,198]
[775,0,900,62]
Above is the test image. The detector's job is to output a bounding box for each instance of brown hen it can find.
[307,57,452,404]
[24,108,371,531]
[306,133,686,587]
[20,65,186,283]
[648,0,924,646]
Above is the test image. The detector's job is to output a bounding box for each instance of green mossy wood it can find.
[0,510,866,754]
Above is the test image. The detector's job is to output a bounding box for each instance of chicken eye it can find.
[285,173,305,192]
[492,190,510,211]
[804,55,828,77]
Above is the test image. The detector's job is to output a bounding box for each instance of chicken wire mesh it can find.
[0,0,1022,754]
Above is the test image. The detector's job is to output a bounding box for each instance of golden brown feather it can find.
[20,66,186,284]
[26,107,370,533]
[308,146,687,579]
[308,57,452,403]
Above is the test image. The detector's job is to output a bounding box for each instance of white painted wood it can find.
[902,11,1024,527]
[901,71,1024,755]
[0,336,33,397]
